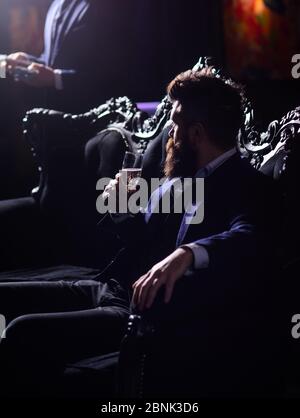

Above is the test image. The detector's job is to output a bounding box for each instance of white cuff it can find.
[181,243,209,270]
[0,65,6,79]
[54,69,63,90]
[0,55,6,78]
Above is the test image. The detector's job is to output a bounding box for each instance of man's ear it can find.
[188,122,206,149]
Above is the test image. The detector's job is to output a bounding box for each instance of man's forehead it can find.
[170,101,183,121]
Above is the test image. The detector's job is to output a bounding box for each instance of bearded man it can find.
[107,68,282,398]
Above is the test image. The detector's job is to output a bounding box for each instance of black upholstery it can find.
[63,352,119,399]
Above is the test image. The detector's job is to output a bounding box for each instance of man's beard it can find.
[163,136,198,178]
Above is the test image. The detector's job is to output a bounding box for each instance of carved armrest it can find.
[22,97,149,201]
[239,106,300,177]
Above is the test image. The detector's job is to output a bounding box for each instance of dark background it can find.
[0,0,299,199]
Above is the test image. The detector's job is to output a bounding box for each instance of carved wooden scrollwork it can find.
[239,106,300,175]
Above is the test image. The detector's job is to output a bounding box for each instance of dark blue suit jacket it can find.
[41,0,90,68]
[112,153,280,302]
[29,0,111,112]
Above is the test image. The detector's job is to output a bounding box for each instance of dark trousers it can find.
[0,278,130,397]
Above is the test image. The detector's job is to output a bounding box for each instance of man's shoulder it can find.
[208,153,279,205]
[214,153,275,185]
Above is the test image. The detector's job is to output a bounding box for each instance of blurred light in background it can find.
[9,4,44,54]
[223,0,300,79]
[0,0,51,55]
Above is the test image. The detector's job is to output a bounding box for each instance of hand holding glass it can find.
[119,152,143,192]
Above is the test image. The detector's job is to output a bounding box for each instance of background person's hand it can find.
[24,63,55,88]
[0,60,6,78]
[6,52,31,72]
[132,247,194,311]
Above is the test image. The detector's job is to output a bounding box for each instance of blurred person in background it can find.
[0,0,118,199]
[5,0,108,113]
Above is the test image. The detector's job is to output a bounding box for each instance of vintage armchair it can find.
[0,87,172,273]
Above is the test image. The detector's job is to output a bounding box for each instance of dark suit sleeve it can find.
[52,44,104,103]
[192,177,280,273]
[57,69,89,90]
[26,54,46,65]
[194,214,260,269]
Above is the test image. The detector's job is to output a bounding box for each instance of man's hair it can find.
[167,68,244,150]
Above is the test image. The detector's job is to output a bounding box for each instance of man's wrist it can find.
[179,245,195,266]
[176,246,195,276]
[180,243,209,270]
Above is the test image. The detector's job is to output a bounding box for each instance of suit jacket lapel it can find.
[175,154,243,247]
[144,177,182,224]
[62,0,89,41]
[176,178,205,246]
[44,0,60,65]
[51,0,89,66]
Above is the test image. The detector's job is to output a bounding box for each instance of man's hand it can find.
[6,52,30,69]
[102,172,137,203]
[24,63,55,88]
[102,173,121,202]
[132,247,194,311]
